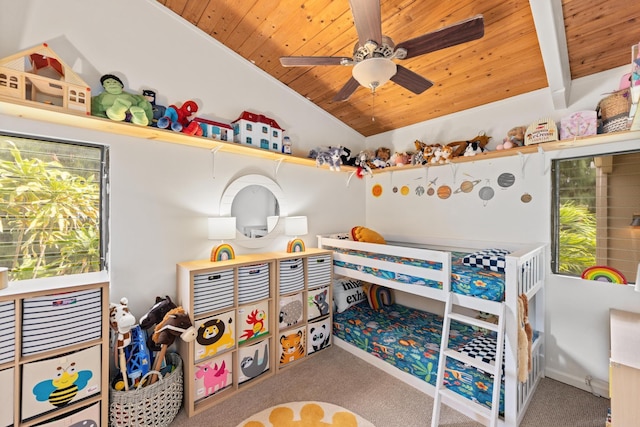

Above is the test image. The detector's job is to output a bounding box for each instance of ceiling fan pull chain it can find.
[371,90,376,122]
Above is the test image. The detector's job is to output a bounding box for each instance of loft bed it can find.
[317,233,545,427]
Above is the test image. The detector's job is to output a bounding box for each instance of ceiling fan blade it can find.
[396,14,484,59]
[349,0,382,45]
[390,65,433,94]
[333,77,361,102]
[280,56,350,67]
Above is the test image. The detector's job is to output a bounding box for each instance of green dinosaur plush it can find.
[91,74,153,126]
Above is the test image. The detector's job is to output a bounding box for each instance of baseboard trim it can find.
[545,367,610,398]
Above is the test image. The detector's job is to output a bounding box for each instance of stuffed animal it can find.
[157,100,202,135]
[142,89,166,128]
[517,293,533,382]
[390,151,410,167]
[315,146,343,171]
[372,147,391,168]
[447,133,491,157]
[92,74,153,126]
[497,126,526,150]
[354,150,374,177]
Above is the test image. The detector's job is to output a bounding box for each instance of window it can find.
[262,126,268,134]
[0,133,108,281]
[552,150,640,283]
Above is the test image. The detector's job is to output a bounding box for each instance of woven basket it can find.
[597,89,631,133]
[109,352,183,427]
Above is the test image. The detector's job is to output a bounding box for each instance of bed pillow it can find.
[362,283,394,310]
[463,248,509,273]
[333,276,366,313]
[351,226,386,244]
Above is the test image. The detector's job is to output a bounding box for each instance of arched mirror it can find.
[219,175,288,248]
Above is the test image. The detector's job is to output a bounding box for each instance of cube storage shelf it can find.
[176,248,333,417]
[0,276,109,427]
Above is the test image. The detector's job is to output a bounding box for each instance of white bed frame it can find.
[318,234,546,427]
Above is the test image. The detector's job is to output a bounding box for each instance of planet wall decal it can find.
[437,185,452,199]
[400,185,410,195]
[497,172,516,188]
[371,184,383,197]
[415,185,425,196]
[478,186,495,201]
[454,179,481,194]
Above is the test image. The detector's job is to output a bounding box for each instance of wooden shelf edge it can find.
[0,98,357,173]
[369,130,640,174]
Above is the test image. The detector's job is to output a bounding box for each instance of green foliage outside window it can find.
[557,201,596,275]
[0,138,103,281]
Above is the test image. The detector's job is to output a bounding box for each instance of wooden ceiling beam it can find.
[529,0,571,109]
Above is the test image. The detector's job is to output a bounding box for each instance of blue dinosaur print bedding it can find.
[333,303,504,414]
[332,249,506,301]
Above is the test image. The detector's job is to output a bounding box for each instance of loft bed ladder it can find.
[431,292,506,427]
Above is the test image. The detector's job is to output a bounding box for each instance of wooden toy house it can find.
[0,43,91,115]
[232,111,284,152]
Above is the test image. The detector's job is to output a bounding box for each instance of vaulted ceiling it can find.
[157,0,639,137]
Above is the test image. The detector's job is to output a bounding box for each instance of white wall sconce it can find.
[285,216,308,253]
[208,217,236,261]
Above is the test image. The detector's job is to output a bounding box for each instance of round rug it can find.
[237,401,375,427]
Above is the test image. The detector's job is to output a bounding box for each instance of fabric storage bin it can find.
[193,351,232,401]
[307,286,330,321]
[36,402,100,426]
[307,254,332,288]
[238,263,270,304]
[278,293,303,329]
[194,310,235,361]
[0,300,15,364]
[0,367,13,427]
[193,269,234,315]
[21,344,102,421]
[22,288,102,356]
[278,326,305,366]
[110,352,182,427]
[307,317,331,355]
[279,258,304,294]
[238,338,269,384]
[236,300,269,345]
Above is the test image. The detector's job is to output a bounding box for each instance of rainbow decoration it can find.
[581,266,627,284]
[287,238,305,253]
[211,243,235,262]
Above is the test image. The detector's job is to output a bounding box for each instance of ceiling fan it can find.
[280,0,485,102]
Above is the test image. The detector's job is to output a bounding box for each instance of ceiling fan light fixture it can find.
[352,58,397,91]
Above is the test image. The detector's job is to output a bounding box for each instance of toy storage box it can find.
[35,402,100,427]
[21,344,102,421]
[194,310,235,362]
[193,351,233,402]
[21,288,102,356]
[307,318,331,355]
[238,338,270,384]
[0,367,14,427]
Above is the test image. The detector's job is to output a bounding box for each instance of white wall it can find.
[0,0,365,318]
[363,68,640,396]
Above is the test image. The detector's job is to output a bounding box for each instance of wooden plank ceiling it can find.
[157,0,639,137]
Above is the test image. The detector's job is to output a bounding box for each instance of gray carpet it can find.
[170,345,609,427]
